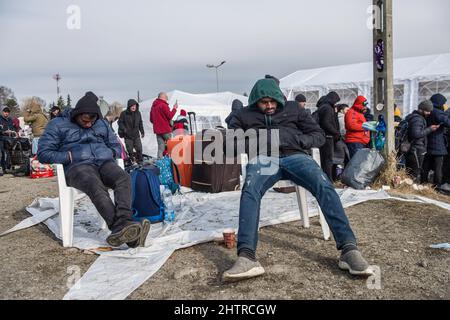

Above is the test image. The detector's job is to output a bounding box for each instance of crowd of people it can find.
[248,88,450,190]
[0,78,448,282]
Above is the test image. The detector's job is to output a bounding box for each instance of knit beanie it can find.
[418,100,433,112]
[71,91,102,121]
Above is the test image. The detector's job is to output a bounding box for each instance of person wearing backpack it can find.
[316,92,341,181]
[404,100,440,183]
[345,96,371,159]
[422,94,450,186]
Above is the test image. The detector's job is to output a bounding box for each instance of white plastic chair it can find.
[56,159,125,247]
[240,149,331,241]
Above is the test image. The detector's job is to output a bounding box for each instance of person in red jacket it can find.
[345,96,371,159]
[150,92,178,158]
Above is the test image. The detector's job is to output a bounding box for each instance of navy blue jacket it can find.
[426,108,450,156]
[406,111,433,152]
[0,116,15,136]
[37,109,122,173]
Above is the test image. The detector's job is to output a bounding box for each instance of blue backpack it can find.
[130,166,164,223]
[155,156,180,194]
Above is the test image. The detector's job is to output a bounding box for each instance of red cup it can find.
[223,229,236,249]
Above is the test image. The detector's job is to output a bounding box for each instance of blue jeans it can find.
[237,153,357,253]
[346,143,366,159]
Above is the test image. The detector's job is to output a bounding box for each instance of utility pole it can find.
[372,0,395,157]
[53,73,62,101]
[137,90,140,103]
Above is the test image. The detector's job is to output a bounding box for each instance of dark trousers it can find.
[125,137,143,163]
[405,149,425,183]
[66,161,134,232]
[422,154,444,186]
[346,142,366,159]
[0,140,5,171]
[443,153,450,184]
[237,154,357,254]
[320,136,335,181]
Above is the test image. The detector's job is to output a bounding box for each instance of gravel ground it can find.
[0,174,449,300]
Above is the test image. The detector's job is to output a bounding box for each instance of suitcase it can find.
[166,112,197,187]
[191,128,241,193]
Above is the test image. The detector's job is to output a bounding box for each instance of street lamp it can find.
[206,61,226,92]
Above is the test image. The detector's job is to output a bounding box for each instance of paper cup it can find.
[223,229,236,249]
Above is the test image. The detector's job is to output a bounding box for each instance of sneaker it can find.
[338,250,375,276]
[222,256,265,282]
[127,219,151,248]
[106,222,142,247]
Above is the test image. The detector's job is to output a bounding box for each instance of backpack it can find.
[155,155,181,194]
[130,165,164,223]
[395,120,411,154]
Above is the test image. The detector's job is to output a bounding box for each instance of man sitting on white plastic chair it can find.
[37,92,150,248]
[223,78,374,282]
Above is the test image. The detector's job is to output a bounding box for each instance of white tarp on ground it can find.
[126,91,248,158]
[2,188,450,299]
[280,53,450,115]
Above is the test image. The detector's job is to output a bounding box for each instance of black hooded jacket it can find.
[118,99,144,139]
[225,99,244,128]
[229,102,325,157]
[406,111,433,152]
[316,92,340,139]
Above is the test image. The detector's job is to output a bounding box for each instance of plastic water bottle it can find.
[162,187,175,223]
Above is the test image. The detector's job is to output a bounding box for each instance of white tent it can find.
[126,90,248,158]
[280,53,450,116]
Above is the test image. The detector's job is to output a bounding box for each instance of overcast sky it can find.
[1,0,449,106]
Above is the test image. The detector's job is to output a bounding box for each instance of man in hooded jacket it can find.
[223,79,374,282]
[38,92,150,248]
[316,92,341,181]
[118,99,145,164]
[405,100,440,182]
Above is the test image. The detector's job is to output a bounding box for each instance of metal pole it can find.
[373,0,395,157]
[215,67,219,92]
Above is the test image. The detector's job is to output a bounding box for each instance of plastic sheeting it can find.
[2,188,449,299]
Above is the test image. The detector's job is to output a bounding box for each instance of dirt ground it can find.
[0,174,449,300]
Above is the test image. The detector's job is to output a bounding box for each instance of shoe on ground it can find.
[222,256,265,282]
[127,219,151,248]
[338,250,375,276]
[106,221,142,247]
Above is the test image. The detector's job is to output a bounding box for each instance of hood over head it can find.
[248,79,285,109]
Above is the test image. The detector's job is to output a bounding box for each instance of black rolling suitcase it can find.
[191,128,240,193]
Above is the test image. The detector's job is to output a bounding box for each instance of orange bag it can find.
[166,135,195,187]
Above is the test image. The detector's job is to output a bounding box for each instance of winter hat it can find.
[430,93,447,108]
[2,106,11,113]
[180,109,187,116]
[231,99,244,112]
[71,91,102,121]
[418,100,433,112]
[295,94,307,103]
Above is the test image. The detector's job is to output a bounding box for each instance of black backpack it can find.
[395,120,411,154]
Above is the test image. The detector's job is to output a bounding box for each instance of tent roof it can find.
[280,53,450,91]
